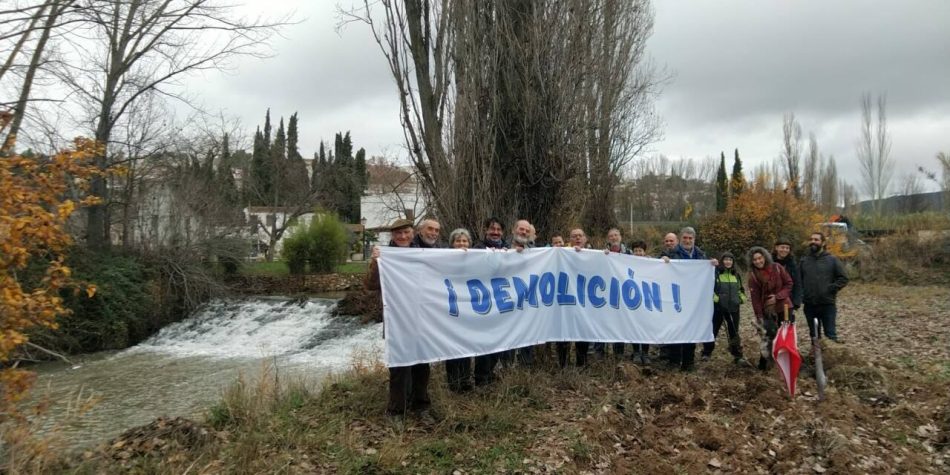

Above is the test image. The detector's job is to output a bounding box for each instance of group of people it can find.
[366,217,849,416]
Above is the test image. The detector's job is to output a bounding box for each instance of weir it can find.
[32,297,381,449]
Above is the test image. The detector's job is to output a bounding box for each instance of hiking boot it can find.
[639,353,651,365]
[680,362,696,373]
[828,337,843,344]
[734,356,751,367]
[700,354,710,362]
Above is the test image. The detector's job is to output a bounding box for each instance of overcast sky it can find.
[182,0,950,197]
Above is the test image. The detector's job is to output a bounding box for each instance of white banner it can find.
[378,247,714,367]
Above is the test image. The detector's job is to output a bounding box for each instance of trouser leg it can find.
[388,366,410,414]
[517,346,534,366]
[556,342,570,368]
[575,342,589,366]
[409,363,430,409]
[612,343,625,356]
[593,342,606,357]
[724,311,743,357]
[473,353,496,386]
[679,343,696,369]
[498,349,514,367]
[822,304,838,340]
[703,310,725,356]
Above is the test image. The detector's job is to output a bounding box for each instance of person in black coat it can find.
[800,232,849,342]
[772,237,803,322]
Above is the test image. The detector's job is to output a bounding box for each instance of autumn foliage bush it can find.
[0,122,102,426]
[700,184,822,263]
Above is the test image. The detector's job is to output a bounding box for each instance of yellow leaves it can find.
[86,285,97,298]
[0,136,105,415]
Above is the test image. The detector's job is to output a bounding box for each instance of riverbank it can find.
[34,283,946,473]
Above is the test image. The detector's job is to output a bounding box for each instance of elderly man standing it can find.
[665,227,718,372]
[599,227,632,358]
[501,219,535,366]
[555,228,593,368]
[367,218,431,415]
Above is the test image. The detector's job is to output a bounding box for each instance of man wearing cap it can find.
[772,237,803,321]
[367,218,431,415]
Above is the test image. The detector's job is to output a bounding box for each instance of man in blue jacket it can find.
[666,227,718,372]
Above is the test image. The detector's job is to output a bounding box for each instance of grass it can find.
[25,283,950,473]
[852,211,950,231]
[242,260,368,276]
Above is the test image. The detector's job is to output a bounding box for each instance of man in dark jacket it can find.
[701,252,748,365]
[472,217,507,385]
[474,217,508,250]
[772,237,803,321]
[800,232,849,342]
[366,218,429,415]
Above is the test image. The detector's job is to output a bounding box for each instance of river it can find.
[30,297,382,450]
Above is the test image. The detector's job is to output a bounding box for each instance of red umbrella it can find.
[772,306,802,397]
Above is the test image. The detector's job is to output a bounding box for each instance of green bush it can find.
[308,213,349,273]
[280,211,349,274]
[281,232,309,275]
[28,249,155,353]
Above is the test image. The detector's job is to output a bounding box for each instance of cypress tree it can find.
[284,113,310,203]
[730,148,746,197]
[355,147,367,192]
[271,118,287,205]
[311,141,325,194]
[263,108,272,149]
[250,126,271,205]
[716,151,728,212]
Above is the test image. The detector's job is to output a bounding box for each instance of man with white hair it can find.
[664,226,718,372]
[412,217,444,249]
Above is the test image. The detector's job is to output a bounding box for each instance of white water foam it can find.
[126,298,383,366]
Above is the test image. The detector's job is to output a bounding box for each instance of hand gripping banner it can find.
[378,247,714,367]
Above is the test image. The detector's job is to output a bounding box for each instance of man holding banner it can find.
[367,218,432,416]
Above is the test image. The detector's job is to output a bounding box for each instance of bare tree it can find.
[1,0,76,152]
[819,155,839,214]
[781,112,803,197]
[802,132,819,204]
[343,0,661,239]
[840,179,858,214]
[56,0,286,249]
[856,93,894,216]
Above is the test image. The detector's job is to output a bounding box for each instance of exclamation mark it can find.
[672,283,682,312]
[445,279,459,317]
